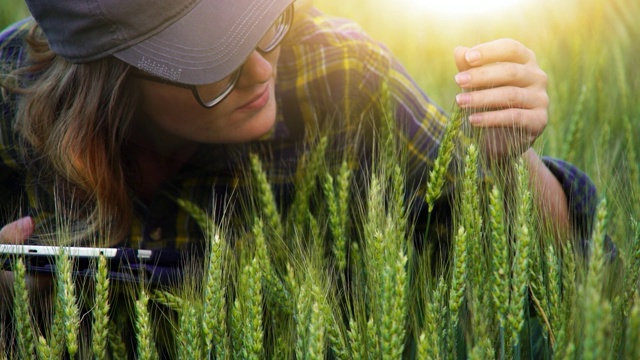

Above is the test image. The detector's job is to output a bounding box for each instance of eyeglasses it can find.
[133,4,294,108]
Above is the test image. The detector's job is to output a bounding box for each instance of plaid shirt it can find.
[0,9,597,251]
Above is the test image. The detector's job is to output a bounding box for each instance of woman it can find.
[0,0,594,286]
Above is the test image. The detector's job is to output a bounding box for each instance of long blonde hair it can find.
[4,23,140,245]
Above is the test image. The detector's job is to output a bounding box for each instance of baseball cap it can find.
[24,0,294,85]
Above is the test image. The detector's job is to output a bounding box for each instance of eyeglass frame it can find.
[131,4,294,109]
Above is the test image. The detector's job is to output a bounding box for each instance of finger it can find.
[467,107,548,135]
[463,38,536,67]
[455,62,547,90]
[0,216,34,244]
[456,86,549,110]
[454,46,472,72]
[478,127,532,160]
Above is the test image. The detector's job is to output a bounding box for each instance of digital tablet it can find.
[0,244,152,260]
[0,244,184,285]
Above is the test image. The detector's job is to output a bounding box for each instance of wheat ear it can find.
[425,108,462,212]
[57,248,80,358]
[91,255,110,360]
[135,288,158,360]
[12,257,35,358]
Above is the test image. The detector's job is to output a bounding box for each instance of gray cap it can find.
[25,0,293,85]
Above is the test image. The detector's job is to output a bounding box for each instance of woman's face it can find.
[132,47,281,153]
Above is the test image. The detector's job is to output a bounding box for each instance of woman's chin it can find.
[225,100,278,143]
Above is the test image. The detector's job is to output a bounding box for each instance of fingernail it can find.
[455,72,470,86]
[455,93,470,106]
[465,50,481,64]
[469,114,481,124]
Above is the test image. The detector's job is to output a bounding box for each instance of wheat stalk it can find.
[35,335,51,360]
[546,244,561,345]
[201,231,227,358]
[323,163,351,272]
[12,257,35,359]
[91,255,110,360]
[231,219,266,360]
[581,198,611,359]
[107,316,129,360]
[419,276,446,359]
[622,219,640,316]
[45,272,66,359]
[582,291,612,360]
[241,256,264,359]
[489,184,509,327]
[347,316,366,360]
[150,289,183,311]
[460,144,481,241]
[307,300,326,360]
[379,249,408,358]
[175,197,211,233]
[289,136,328,231]
[611,218,639,356]
[322,297,349,360]
[390,163,407,239]
[623,116,639,204]
[586,198,608,293]
[449,225,468,328]
[57,248,80,358]
[625,297,640,359]
[555,240,577,358]
[295,283,326,360]
[469,338,495,360]
[425,108,462,212]
[561,83,587,162]
[177,299,202,358]
[230,298,244,358]
[135,288,158,360]
[366,317,377,359]
[250,153,283,238]
[507,160,533,351]
[295,281,312,359]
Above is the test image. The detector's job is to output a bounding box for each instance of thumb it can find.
[454,46,472,72]
[0,216,34,244]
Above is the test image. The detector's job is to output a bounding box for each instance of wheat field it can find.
[1,0,639,358]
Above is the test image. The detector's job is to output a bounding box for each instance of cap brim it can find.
[114,0,293,85]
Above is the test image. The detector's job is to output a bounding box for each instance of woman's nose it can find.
[236,50,274,87]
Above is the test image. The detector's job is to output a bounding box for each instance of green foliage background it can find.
[0,0,28,28]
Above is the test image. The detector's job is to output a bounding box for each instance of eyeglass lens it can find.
[194,5,293,106]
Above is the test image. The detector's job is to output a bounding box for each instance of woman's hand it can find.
[0,216,34,244]
[454,38,548,161]
[1,216,35,310]
[454,40,570,238]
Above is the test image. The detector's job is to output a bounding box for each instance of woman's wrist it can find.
[522,148,571,241]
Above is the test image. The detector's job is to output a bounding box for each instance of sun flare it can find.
[406,0,527,16]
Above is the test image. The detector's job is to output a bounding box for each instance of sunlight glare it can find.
[405,0,527,17]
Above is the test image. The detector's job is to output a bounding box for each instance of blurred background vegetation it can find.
[0,0,28,28]
[2,0,638,255]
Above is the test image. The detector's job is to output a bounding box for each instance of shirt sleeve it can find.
[541,156,616,261]
[1,19,32,223]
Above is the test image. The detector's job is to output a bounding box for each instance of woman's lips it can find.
[236,85,270,111]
